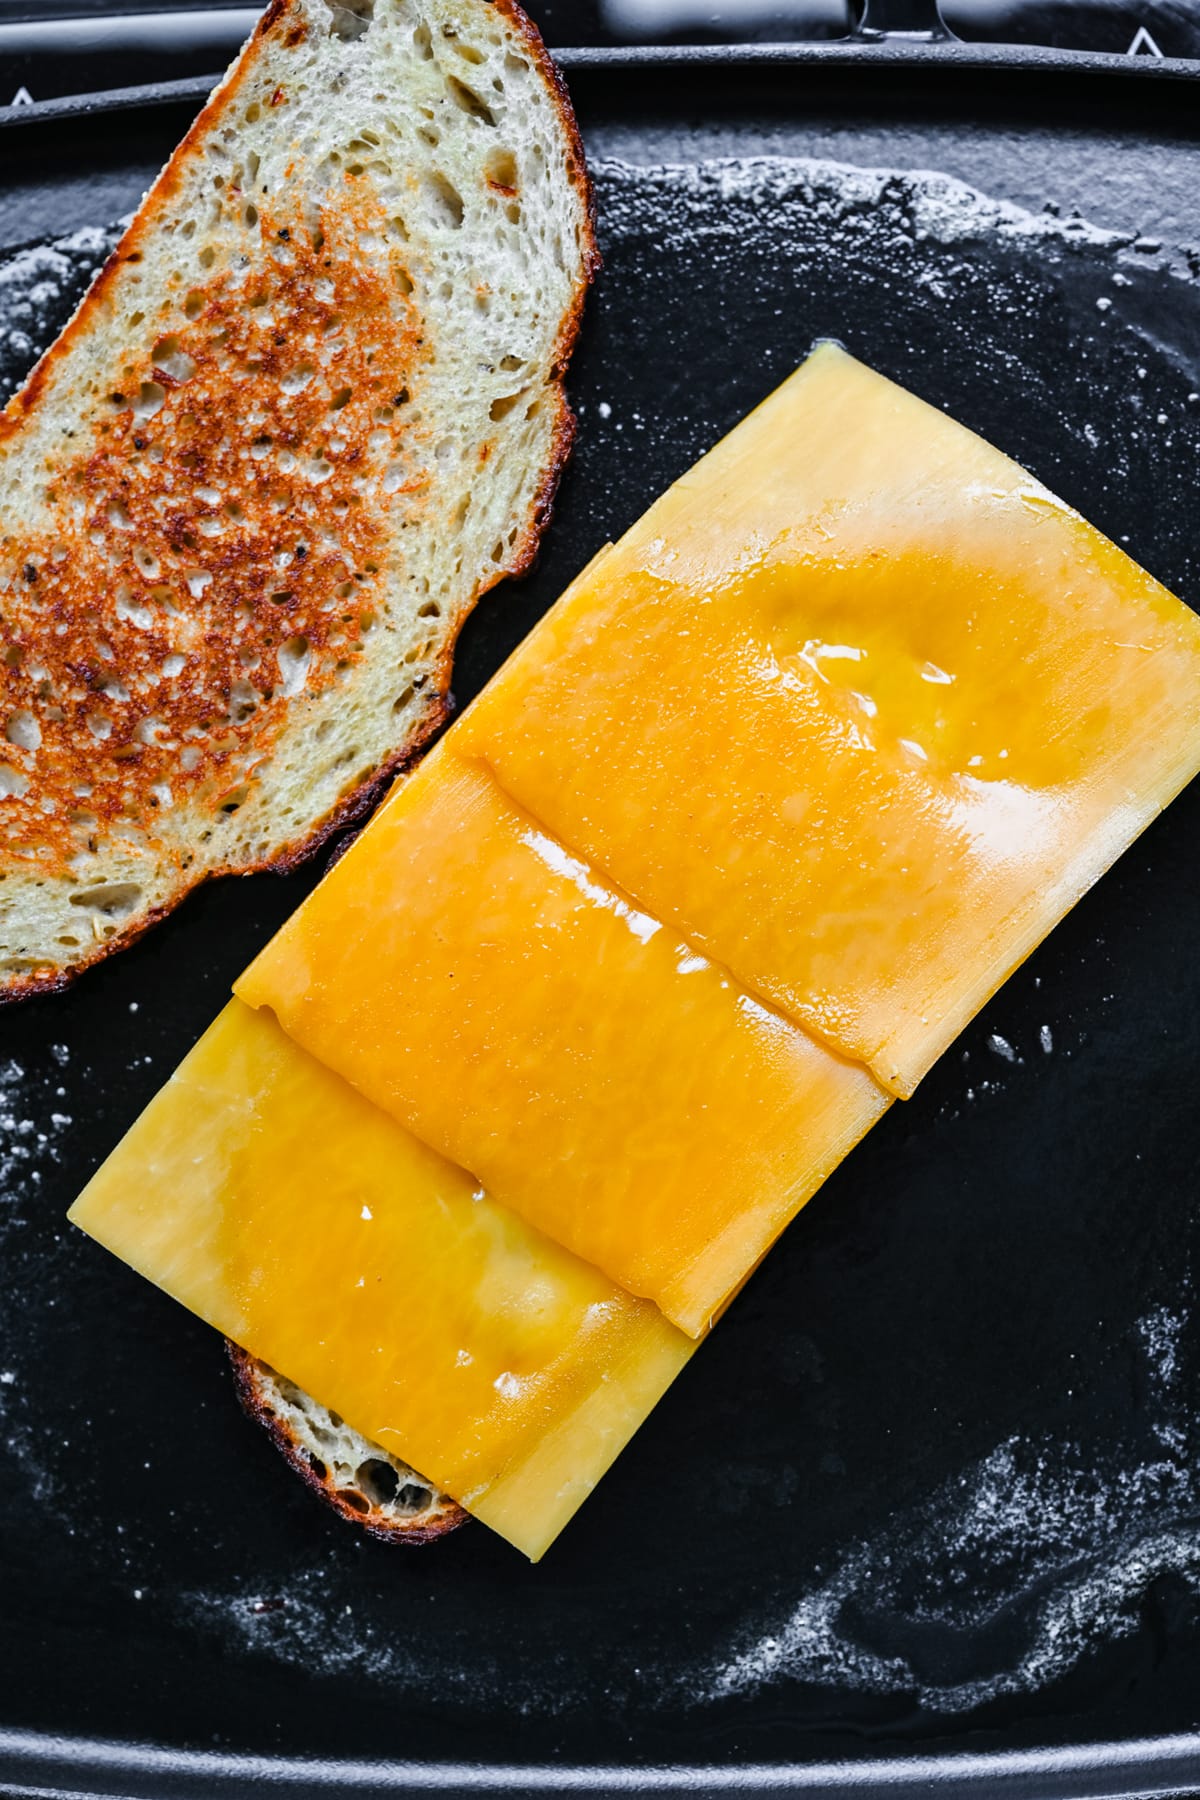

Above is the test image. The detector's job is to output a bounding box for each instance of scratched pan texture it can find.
[2,47,1200,1798]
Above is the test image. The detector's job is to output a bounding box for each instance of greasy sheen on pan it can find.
[0,0,597,997]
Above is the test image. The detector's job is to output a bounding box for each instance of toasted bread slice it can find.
[0,0,596,996]
[230,1345,467,1542]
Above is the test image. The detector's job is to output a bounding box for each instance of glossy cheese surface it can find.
[458,343,1200,1095]
[237,750,890,1336]
[68,1001,695,1561]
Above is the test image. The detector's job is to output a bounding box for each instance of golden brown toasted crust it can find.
[229,1342,468,1544]
[0,0,597,1004]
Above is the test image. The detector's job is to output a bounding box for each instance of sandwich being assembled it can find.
[0,0,596,995]
[71,347,1200,1559]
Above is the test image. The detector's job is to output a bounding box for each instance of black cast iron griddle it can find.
[2,40,1200,1800]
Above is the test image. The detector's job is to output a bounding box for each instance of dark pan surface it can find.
[2,47,1200,1795]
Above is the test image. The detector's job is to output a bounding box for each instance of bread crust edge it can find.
[228,1341,469,1544]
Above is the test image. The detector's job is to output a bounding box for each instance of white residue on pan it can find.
[595,155,1130,257]
[0,1044,78,1521]
[174,1294,1200,1720]
[0,221,122,401]
[588,155,1200,498]
[181,1570,572,1713]
[701,1293,1199,1713]
[0,1046,72,1242]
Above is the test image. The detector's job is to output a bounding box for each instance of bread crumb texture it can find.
[230,1344,466,1542]
[0,0,594,992]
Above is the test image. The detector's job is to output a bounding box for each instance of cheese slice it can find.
[68,1000,695,1561]
[455,343,1200,1095]
[236,750,890,1336]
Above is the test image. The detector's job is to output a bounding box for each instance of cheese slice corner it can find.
[456,342,1200,1095]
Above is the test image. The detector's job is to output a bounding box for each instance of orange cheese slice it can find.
[456,343,1200,1096]
[67,1000,695,1561]
[236,750,890,1336]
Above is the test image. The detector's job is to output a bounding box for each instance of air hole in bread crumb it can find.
[489,389,526,422]
[329,385,353,411]
[69,881,142,917]
[340,1489,371,1514]
[328,0,375,41]
[226,679,261,724]
[447,76,496,124]
[153,336,196,382]
[134,381,166,420]
[486,148,518,192]
[392,684,414,712]
[0,763,29,800]
[114,587,153,630]
[308,1453,327,1479]
[281,363,316,395]
[6,711,40,752]
[413,20,434,57]
[425,172,464,229]
[417,601,441,619]
[356,1459,401,1506]
[278,635,312,696]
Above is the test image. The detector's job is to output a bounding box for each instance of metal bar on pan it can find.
[0,7,260,105]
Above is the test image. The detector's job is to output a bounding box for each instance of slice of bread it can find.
[0,0,596,996]
[230,1344,467,1542]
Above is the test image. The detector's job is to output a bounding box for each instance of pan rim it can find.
[0,38,1196,133]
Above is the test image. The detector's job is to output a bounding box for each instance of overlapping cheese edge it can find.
[236,747,891,1337]
[68,1001,696,1562]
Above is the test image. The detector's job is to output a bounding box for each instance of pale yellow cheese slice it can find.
[68,1000,696,1561]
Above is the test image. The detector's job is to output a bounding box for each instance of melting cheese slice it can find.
[456,343,1200,1096]
[236,750,889,1336]
[68,1000,696,1561]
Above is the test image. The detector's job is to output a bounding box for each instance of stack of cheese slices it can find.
[71,344,1200,1560]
